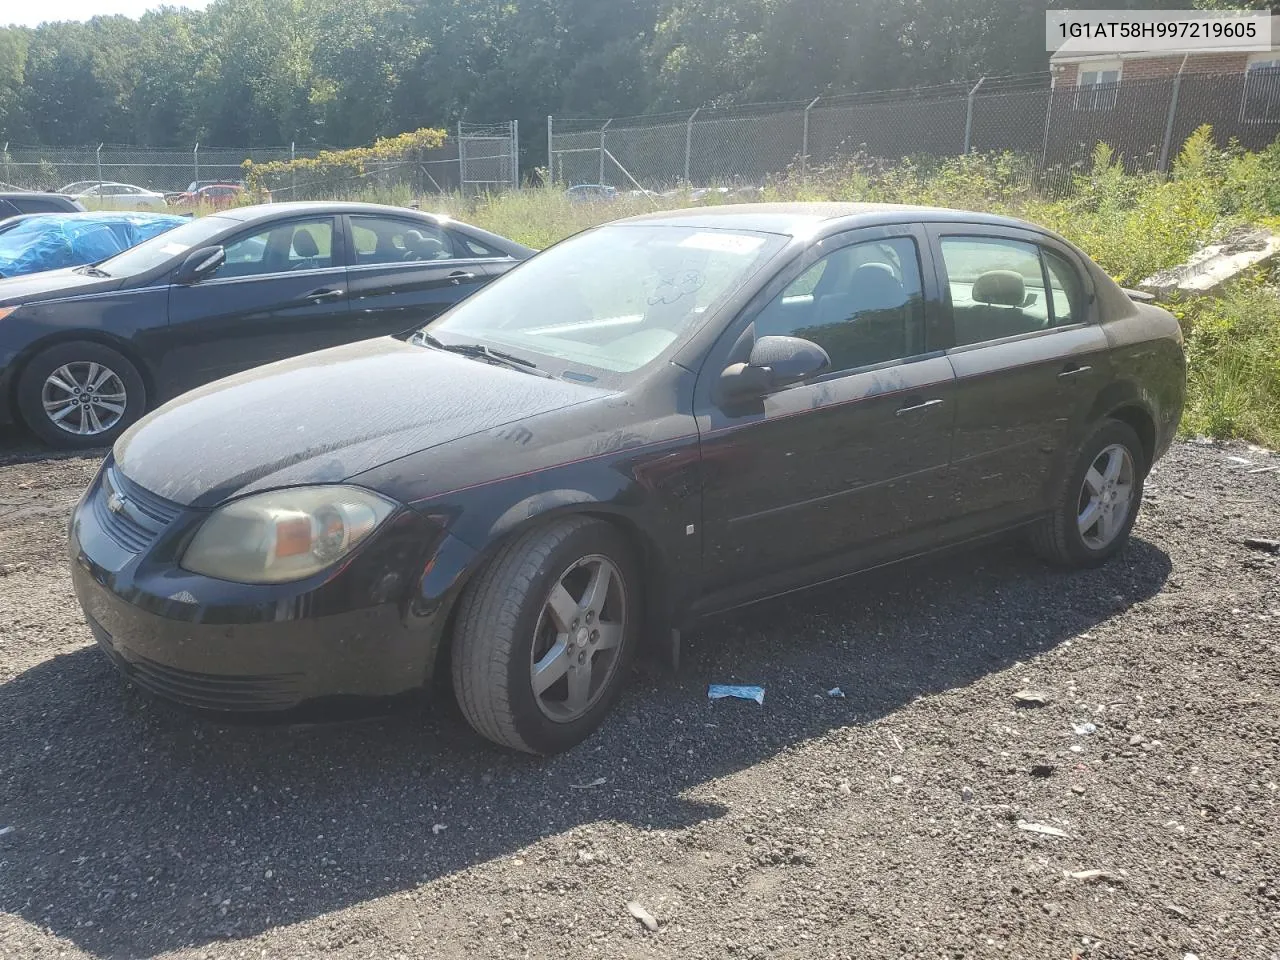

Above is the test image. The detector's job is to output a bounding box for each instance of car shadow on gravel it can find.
[0,536,1171,957]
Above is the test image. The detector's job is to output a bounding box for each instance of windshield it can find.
[95,215,236,277]
[427,224,786,379]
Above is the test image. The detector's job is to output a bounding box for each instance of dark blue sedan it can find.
[0,202,533,447]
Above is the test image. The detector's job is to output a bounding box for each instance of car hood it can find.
[114,338,610,508]
[0,266,123,301]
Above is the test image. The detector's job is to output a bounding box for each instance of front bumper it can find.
[69,461,476,718]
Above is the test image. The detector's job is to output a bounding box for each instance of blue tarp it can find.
[0,212,187,278]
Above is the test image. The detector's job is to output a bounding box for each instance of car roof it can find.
[0,191,78,200]
[613,202,1054,237]
[6,210,182,222]
[215,201,452,223]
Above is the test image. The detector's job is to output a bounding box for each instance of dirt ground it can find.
[0,433,1277,960]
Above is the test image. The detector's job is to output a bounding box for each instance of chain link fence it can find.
[0,122,519,199]
[550,70,1280,195]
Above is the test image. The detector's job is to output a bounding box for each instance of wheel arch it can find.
[428,495,677,678]
[10,329,156,414]
[1085,380,1157,472]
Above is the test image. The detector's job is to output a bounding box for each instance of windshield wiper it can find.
[73,264,110,277]
[415,332,556,378]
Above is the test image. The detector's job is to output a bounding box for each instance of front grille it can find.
[90,618,303,711]
[91,465,181,554]
[125,653,304,712]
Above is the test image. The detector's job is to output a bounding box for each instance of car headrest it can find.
[849,263,906,311]
[972,269,1025,307]
[292,229,320,258]
[404,229,445,256]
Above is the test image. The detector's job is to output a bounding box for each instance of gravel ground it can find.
[0,433,1277,960]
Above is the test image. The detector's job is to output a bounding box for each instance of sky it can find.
[3,0,213,28]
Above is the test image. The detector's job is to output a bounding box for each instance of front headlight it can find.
[181,486,397,584]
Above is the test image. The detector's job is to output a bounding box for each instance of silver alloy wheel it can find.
[530,554,627,722]
[41,361,128,437]
[1077,442,1136,550]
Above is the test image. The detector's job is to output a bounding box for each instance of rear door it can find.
[926,225,1110,527]
[342,214,502,339]
[697,225,958,598]
[160,215,350,398]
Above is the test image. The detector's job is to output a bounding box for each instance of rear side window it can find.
[1043,248,1085,325]
[350,216,455,265]
[940,237,1058,346]
[753,236,926,373]
[457,233,505,258]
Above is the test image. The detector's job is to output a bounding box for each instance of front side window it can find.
[753,237,926,373]
[350,216,454,265]
[941,236,1066,346]
[214,218,334,279]
[1243,57,1280,123]
[1075,62,1121,111]
[428,224,787,378]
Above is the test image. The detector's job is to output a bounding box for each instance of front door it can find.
[160,216,350,398]
[343,214,498,339]
[696,226,957,601]
[927,227,1111,528]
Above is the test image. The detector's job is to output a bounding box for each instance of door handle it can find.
[895,398,945,416]
[1058,363,1093,379]
[304,287,344,301]
[447,271,476,284]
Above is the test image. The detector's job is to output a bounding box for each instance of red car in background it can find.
[167,181,269,208]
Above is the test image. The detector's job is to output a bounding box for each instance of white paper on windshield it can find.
[678,232,766,255]
[158,243,189,256]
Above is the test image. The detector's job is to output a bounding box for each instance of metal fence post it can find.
[290,141,295,199]
[599,119,612,184]
[193,142,199,188]
[1040,91,1054,170]
[801,97,820,180]
[1158,75,1184,173]
[546,115,554,186]
[457,122,464,195]
[963,77,985,154]
[511,119,520,188]
[684,107,701,185]
[96,143,103,189]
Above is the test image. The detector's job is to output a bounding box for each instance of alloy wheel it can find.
[1077,442,1136,550]
[529,554,627,722]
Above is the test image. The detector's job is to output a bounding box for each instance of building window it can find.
[1075,61,1122,111]
[1242,56,1280,124]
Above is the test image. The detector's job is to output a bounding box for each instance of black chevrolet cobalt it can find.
[70,203,1185,754]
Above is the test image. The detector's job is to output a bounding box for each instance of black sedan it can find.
[69,202,1185,754]
[0,202,532,447]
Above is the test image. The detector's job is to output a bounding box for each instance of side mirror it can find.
[173,245,225,284]
[718,335,830,402]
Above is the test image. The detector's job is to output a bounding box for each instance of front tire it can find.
[1031,419,1146,568]
[17,341,146,449]
[451,517,640,755]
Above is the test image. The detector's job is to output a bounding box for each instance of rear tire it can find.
[451,517,640,755]
[1031,419,1146,568]
[17,341,146,449]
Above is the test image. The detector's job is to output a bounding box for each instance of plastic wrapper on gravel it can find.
[0,212,187,278]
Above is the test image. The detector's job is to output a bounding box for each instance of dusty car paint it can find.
[69,202,1186,718]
